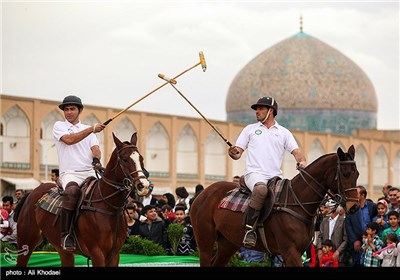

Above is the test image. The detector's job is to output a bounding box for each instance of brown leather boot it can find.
[60,182,80,251]
[60,208,76,251]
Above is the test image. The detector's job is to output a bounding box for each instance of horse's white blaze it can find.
[130,151,149,187]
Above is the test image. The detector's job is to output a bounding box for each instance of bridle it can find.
[298,158,359,206]
[83,143,147,215]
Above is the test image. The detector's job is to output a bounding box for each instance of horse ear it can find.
[348,145,355,160]
[337,146,345,161]
[131,132,137,146]
[112,132,123,148]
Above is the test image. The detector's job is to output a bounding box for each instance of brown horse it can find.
[14,132,150,267]
[191,145,359,267]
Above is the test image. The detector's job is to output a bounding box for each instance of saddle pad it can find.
[37,187,62,215]
[218,179,288,213]
[218,188,249,213]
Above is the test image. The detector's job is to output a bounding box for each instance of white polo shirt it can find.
[236,120,298,178]
[53,120,99,174]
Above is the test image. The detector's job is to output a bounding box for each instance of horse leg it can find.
[212,237,239,267]
[105,252,120,267]
[197,234,217,267]
[280,248,303,267]
[16,210,42,267]
[57,250,75,267]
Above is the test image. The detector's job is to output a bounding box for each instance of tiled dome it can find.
[226,32,377,135]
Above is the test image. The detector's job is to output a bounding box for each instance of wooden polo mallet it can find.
[158,54,234,147]
[102,52,207,126]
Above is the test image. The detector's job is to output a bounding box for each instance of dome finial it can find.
[300,14,303,32]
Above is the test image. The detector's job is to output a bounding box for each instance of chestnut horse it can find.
[14,132,149,267]
[191,145,359,267]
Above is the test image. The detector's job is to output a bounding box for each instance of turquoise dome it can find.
[226,32,377,135]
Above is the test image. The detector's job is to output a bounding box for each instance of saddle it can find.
[219,175,289,224]
[38,176,98,217]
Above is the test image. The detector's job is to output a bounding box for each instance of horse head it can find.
[104,132,150,198]
[331,144,359,214]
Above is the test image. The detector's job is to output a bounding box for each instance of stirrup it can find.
[61,234,76,251]
[243,228,257,248]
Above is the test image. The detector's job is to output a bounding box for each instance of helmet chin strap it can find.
[261,108,271,123]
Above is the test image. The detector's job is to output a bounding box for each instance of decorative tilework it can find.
[226,32,377,135]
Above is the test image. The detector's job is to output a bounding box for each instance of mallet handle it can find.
[103,52,206,126]
[170,83,232,147]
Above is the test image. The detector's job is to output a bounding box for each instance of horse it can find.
[14,132,150,267]
[190,145,360,267]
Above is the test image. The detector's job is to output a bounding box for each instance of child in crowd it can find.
[319,239,338,267]
[359,230,368,266]
[361,222,384,267]
[381,211,400,245]
[373,233,398,267]
[372,199,389,238]
[0,209,10,239]
[171,205,196,255]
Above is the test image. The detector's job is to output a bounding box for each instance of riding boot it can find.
[243,206,260,248]
[60,182,80,251]
[243,182,268,248]
[60,208,76,251]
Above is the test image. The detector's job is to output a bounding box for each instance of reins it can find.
[276,157,358,223]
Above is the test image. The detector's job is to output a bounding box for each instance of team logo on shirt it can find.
[255,129,262,135]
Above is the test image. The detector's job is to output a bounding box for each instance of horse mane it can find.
[307,152,336,168]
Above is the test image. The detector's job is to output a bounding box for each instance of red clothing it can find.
[319,252,338,267]
[309,244,318,267]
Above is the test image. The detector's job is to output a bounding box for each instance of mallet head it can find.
[199,51,206,72]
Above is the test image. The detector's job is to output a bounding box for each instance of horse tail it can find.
[13,192,30,222]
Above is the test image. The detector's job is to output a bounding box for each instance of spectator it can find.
[132,200,146,222]
[309,204,330,267]
[139,205,168,248]
[141,181,157,207]
[160,204,175,223]
[171,205,196,255]
[381,211,400,245]
[125,203,140,237]
[50,168,60,183]
[372,232,398,267]
[317,200,348,267]
[372,199,389,238]
[361,222,384,267]
[1,196,17,244]
[238,247,265,263]
[161,193,176,208]
[14,189,25,209]
[345,185,377,266]
[175,186,190,214]
[377,183,391,203]
[319,239,338,267]
[0,209,10,240]
[189,184,204,208]
[387,187,399,213]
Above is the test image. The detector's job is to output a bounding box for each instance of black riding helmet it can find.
[250,96,278,117]
[58,95,83,110]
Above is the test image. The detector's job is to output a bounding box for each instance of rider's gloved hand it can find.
[92,157,102,171]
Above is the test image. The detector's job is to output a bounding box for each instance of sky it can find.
[2,0,400,130]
